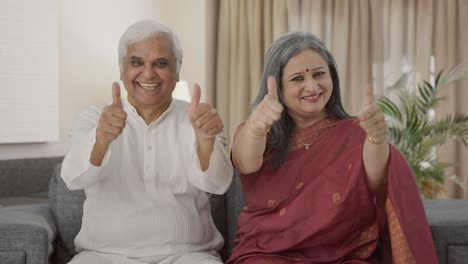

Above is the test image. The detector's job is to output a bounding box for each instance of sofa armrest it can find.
[0,204,57,264]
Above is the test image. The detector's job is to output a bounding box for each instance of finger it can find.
[204,124,223,137]
[358,105,378,121]
[364,84,374,106]
[360,118,378,131]
[263,100,283,117]
[267,76,278,101]
[112,110,127,120]
[202,118,223,132]
[101,123,123,136]
[198,117,222,133]
[108,116,127,129]
[190,103,210,122]
[259,107,281,124]
[194,109,217,128]
[190,84,201,110]
[112,82,123,107]
[103,105,127,120]
[361,117,386,134]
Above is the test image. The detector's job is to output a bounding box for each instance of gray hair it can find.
[253,31,350,168]
[118,19,183,73]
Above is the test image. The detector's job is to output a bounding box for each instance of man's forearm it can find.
[196,136,215,171]
[90,140,110,166]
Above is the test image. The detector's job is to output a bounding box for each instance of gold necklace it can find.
[296,118,326,149]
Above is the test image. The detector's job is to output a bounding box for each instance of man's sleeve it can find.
[187,130,233,195]
[60,106,112,190]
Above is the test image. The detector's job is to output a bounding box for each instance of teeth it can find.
[138,82,159,90]
[303,94,320,99]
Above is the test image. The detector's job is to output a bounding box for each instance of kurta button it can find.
[267,200,275,207]
[296,181,304,189]
[147,146,152,150]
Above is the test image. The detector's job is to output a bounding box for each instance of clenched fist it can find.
[358,85,387,144]
[246,76,284,138]
[96,82,127,146]
[188,84,223,139]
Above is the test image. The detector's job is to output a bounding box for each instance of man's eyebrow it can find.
[128,56,170,62]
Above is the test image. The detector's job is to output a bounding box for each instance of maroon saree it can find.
[227,118,437,264]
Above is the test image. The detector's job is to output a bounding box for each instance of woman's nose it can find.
[304,77,319,91]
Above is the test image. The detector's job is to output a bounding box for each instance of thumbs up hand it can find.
[96,82,128,146]
[111,82,123,107]
[358,85,387,144]
[189,84,224,139]
[246,76,284,138]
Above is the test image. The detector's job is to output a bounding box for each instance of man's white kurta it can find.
[61,99,233,258]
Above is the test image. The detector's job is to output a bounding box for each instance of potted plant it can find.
[377,64,468,198]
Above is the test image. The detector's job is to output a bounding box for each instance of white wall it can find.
[0,0,214,159]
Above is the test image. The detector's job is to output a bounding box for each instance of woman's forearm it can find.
[232,124,267,174]
[363,138,390,192]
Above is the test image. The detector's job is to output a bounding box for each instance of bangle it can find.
[367,136,386,144]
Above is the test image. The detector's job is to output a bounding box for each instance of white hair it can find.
[118,19,183,73]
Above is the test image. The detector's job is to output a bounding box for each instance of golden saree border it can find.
[349,222,379,259]
[386,199,416,264]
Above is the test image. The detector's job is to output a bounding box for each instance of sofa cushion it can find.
[48,163,85,260]
[423,199,468,264]
[0,250,25,264]
[0,203,56,263]
[0,192,48,206]
[448,245,468,264]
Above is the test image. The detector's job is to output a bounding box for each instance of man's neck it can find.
[134,99,172,125]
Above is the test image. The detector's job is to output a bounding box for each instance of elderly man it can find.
[61,19,233,264]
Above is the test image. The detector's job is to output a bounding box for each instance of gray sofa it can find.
[1,157,468,264]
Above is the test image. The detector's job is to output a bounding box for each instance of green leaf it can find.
[381,63,468,196]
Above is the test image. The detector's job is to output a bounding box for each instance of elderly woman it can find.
[227,32,437,264]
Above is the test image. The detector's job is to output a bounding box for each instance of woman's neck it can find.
[294,111,327,129]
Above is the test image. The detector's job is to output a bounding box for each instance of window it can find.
[0,0,59,143]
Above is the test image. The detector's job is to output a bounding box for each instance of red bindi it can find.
[305,68,309,72]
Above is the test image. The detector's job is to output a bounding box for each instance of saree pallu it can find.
[227,118,437,264]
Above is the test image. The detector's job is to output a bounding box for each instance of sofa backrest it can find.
[48,163,246,262]
[0,157,63,198]
[48,163,85,263]
[225,170,245,256]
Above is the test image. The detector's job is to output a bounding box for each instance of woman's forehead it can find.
[284,50,327,71]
